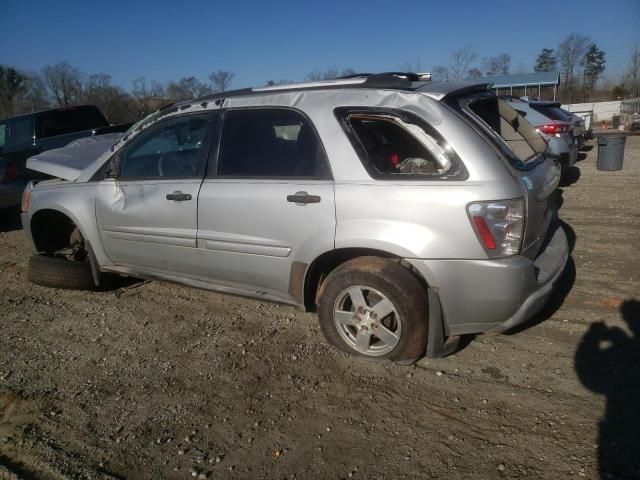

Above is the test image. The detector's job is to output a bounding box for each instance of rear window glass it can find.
[6,116,34,149]
[36,107,109,138]
[336,109,465,180]
[530,104,570,122]
[467,96,546,162]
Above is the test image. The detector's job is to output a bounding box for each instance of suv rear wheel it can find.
[317,256,428,363]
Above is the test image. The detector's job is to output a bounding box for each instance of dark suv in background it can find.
[0,105,132,209]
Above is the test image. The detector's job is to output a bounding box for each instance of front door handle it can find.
[286,191,321,204]
[166,191,192,201]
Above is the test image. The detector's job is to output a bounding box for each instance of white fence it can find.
[561,101,622,122]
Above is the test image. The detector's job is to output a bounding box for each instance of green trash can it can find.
[597,134,626,171]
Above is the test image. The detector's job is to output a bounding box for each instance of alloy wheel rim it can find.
[333,285,401,356]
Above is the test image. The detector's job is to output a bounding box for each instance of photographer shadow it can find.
[574,299,640,479]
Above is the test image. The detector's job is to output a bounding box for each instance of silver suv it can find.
[21,74,569,364]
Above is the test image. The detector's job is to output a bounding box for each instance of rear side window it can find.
[336,108,466,180]
[36,106,109,138]
[215,108,330,178]
[467,96,546,163]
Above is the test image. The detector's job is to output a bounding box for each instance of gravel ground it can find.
[0,137,639,480]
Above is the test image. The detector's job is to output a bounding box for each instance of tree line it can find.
[427,35,637,104]
[0,63,238,123]
[1,35,639,122]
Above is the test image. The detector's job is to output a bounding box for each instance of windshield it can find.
[123,110,162,138]
[464,95,547,163]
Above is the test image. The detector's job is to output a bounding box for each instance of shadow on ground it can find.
[560,166,581,187]
[0,207,22,233]
[575,299,640,479]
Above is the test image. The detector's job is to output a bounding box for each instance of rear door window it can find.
[215,108,331,178]
[36,106,109,138]
[465,96,546,163]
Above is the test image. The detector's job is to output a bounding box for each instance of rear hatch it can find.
[445,93,560,259]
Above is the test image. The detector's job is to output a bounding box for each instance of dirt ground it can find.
[1,137,639,480]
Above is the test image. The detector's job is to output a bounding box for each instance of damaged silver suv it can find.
[21,73,568,364]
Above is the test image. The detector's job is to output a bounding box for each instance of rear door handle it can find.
[286,191,321,204]
[166,191,192,201]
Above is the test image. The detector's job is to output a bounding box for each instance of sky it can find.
[1,0,639,90]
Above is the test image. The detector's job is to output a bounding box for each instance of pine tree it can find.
[582,44,606,100]
[534,48,557,72]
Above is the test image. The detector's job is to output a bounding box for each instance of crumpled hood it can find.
[27,133,122,181]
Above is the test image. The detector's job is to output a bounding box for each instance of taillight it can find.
[468,199,524,258]
[537,124,568,136]
[21,181,33,213]
[1,164,18,183]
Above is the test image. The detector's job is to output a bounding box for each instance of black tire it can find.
[317,256,428,364]
[27,254,95,290]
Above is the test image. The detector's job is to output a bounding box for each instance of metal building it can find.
[481,72,561,101]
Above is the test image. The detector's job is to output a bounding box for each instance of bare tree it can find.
[167,77,211,101]
[625,43,640,98]
[431,65,450,82]
[42,61,83,106]
[467,68,483,79]
[450,47,477,81]
[0,66,27,117]
[306,67,355,81]
[82,73,134,123]
[16,72,49,114]
[131,77,164,117]
[208,70,234,92]
[514,62,528,74]
[399,60,423,72]
[557,33,591,103]
[482,54,511,76]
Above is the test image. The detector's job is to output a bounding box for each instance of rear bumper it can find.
[407,222,569,336]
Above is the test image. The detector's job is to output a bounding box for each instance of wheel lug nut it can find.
[358,306,366,314]
[353,315,360,322]
[371,323,378,329]
[370,312,377,319]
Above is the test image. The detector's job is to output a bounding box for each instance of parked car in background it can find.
[20,74,567,364]
[0,105,132,210]
[558,107,588,145]
[502,97,578,171]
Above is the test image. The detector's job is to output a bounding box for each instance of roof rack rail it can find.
[254,72,432,93]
